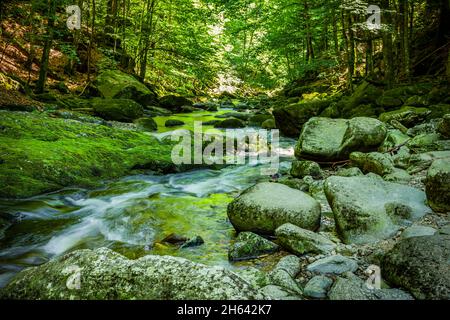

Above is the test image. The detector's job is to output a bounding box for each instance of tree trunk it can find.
[332,8,339,58]
[87,0,96,82]
[399,0,410,80]
[36,0,56,94]
[382,1,395,88]
[303,0,314,63]
[139,0,155,80]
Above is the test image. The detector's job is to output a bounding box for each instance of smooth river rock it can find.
[275,223,336,255]
[227,183,321,234]
[295,117,387,161]
[324,176,431,244]
[0,248,264,300]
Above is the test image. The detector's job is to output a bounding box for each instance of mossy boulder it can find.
[382,235,450,300]
[93,70,157,106]
[273,99,332,138]
[262,119,276,130]
[228,232,279,261]
[295,117,387,161]
[350,152,395,176]
[379,107,431,127]
[438,114,450,138]
[275,223,336,255]
[134,117,157,132]
[165,119,185,127]
[328,273,414,300]
[214,118,246,129]
[248,114,274,127]
[338,81,383,118]
[0,247,264,300]
[92,98,144,122]
[425,159,450,212]
[324,176,431,244]
[404,95,430,108]
[159,95,193,112]
[0,111,177,199]
[376,95,403,110]
[290,160,322,179]
[227,182,321,234]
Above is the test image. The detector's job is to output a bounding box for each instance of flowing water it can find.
[0,109,295,288]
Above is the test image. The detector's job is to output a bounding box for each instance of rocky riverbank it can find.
[1,70,449,300]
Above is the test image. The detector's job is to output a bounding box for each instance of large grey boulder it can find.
[425,159,450,212]
[0,248,263,300]
[275,223,336,255]
[381,234,450,300]
[304,276,333,299]
[307,255,358,275]
[295,117,387,161]
[324,176,431,244]
[227,183,321,234]
[328,273,414,300]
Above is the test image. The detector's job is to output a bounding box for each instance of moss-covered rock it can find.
[92,98,144,122]
[328,272,414,300]
[290,160,322,179]
[350,152,395,176]
[275,223,336,255]
[425,159,450,212]
[404,95,430,107]
[159,95,193,111]
[261,119,276,130]
[0,111,177,199]
[295,117,387,161]
[0,247,264,300]
[273,99,332,138]
[134,117,157,132]
[228,232,279,261]
[214,118,246,129]
[227,182,321,234]
[93,70,157,106]
[438,114,450,138]
[379,107,431,127]
[248,114,274,127]
[324,176,431,244]
[376,95,403,110]
[381,235,450,300]
[165,119,185,127]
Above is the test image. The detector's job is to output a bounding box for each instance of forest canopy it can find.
[0,0,449,96]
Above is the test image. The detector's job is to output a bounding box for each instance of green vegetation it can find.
[0,111,175,198]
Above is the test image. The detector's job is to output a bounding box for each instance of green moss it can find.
[0,111,175,199]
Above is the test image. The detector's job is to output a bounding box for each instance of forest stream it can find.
[0,108,296,288]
